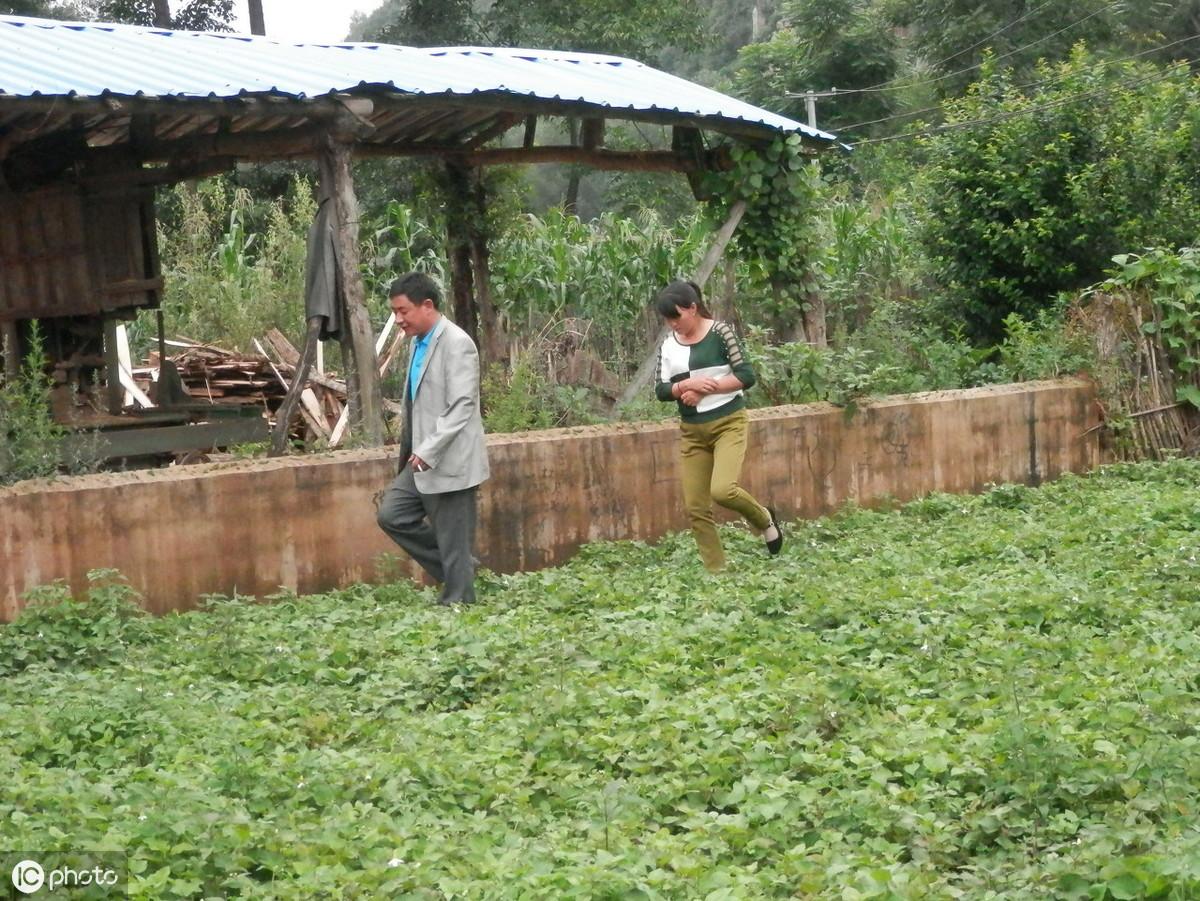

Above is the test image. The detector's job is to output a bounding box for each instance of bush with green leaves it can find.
[701,134,824,339]
[0,325,66,486]
[1092,246,1200,408]
[744,301,1005,408]
[921,49,1200,342]
[0,570,148,677]
[3,462,1200,897]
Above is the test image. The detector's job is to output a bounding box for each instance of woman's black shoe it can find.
[766,507,784,556]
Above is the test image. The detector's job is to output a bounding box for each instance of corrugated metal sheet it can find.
[0,15,833,142]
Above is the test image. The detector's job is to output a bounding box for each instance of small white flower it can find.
[297,781,306,789]
[135,687,143,693]
[275,645,286,653]
[164,692,174,698]
[387,858,403,868]
[138,814,147,822]
[921,642,930,652]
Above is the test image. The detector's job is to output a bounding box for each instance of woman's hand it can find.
[687,376,720,395]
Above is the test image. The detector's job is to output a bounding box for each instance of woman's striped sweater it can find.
[655,320,757,424]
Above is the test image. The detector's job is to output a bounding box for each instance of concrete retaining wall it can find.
[0,379,1099,620]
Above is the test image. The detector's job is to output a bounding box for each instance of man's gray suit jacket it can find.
[401,316,490,495]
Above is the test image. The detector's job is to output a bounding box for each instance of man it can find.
[376,272,489,605]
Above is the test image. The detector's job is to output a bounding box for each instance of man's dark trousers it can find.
[377,464,478,604]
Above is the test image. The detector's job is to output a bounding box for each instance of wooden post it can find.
[467,167,507,365]
[317,135,384,446]
[102,317,123,414]
[616,200,747,410]
[444,157,481,350]
[269,316,323,456]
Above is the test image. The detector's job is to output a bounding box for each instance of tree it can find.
[351,0,486,46]
[88,0,234,30]
[731,0,898,133]
[921,49,1200,342]
[886,0,1174,96]
[0,0,88,16]
[486,0,707,63]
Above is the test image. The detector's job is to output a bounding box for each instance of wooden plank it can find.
[269,316,322,456]
[59,416,268,461]
[115,323,135,406]
[263,327,302,366]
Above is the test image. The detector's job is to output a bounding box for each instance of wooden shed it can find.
[0,14,837,455]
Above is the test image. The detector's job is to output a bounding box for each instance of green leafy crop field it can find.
[3,462,1200,899]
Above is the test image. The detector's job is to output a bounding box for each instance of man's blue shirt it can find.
[410,319,444,400]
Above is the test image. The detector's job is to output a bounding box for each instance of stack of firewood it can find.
[158,339,277,405]
[134,328,404,448]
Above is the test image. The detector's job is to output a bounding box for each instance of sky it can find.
[229,0,381,43]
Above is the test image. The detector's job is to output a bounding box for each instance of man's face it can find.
[390,293,437,337]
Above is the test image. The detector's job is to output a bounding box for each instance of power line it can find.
[849,57,1197,147]
[820,0,1124,98]
[882,0,1060,82]
[835,32,1200,134]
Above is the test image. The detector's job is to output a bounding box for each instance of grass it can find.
[2,461,1200,898]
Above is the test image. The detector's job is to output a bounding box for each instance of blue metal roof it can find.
[0,15,835,143]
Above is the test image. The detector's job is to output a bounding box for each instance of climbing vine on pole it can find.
[700,134,823,339]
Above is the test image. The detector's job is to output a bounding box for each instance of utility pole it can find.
[247,0,266,36]
[784,89,843,133]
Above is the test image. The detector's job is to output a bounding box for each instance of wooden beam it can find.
[465,112,523,148]
[522,115,537,148]
[80,156,237,189]
[268,317,322,456]
[102,317,123,415]
[357,145,734,173]
[444,157,480,353]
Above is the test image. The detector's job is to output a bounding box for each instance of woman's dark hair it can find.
[655,280,712,319]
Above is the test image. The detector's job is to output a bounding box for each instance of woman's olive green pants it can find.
[678,407,771,572]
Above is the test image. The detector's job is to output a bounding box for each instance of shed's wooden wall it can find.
[0,183,159,322]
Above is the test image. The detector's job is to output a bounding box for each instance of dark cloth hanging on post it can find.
[305,196,342,341]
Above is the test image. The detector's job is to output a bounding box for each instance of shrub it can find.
[0,324,65,486]
[0,570,148,677]
[921,49,1200,342]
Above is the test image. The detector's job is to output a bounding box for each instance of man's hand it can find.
[680,389,703,406]
[409,454,431,472]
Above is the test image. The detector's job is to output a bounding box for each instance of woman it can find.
[653,280,782,572]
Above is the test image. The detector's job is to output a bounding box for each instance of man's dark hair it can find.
[389,272,442,308]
